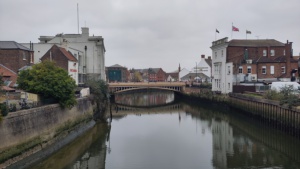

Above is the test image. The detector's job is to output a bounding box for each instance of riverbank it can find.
[0,97,104,168]
[181,87,300,138]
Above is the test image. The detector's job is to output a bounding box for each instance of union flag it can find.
[232,26,239,32]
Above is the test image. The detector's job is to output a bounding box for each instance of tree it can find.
[86,79,108,120]
[17,60,77,108]
[133,71,142,82]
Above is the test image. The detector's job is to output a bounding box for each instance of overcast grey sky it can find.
[1,0,300,72]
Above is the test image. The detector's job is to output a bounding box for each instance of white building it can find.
[179,68,190,81]
[191,55,212,82]
[22,27,106,84]
[211,37,233,94]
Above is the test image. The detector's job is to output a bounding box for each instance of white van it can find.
[270,82,300,92]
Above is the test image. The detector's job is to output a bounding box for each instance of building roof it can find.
[255,56,298,63]
[205,58,212,67]
[228,39,285,47]
[57,46,77,61]
[108,64,125,68]
[0,64,17,87]
[181,72,209,80]
[0,41,32,51]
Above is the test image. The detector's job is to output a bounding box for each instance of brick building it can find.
[148,68,166,82]
[0,64,17,88]
[0,41,34,73]
[211,38,298,94]
[41,45,78,84]
[106,64,129,82]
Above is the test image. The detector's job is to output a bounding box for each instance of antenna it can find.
[77,3,79,34]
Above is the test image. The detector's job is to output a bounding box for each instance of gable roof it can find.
[228,39,285,47]
[0,41,32,51]
[42,45,77,62]
[0,64,17,87]
[57,46,77,61]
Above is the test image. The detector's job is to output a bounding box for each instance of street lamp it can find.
[195,62,198,82]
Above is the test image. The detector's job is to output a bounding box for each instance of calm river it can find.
[29,91,300,169]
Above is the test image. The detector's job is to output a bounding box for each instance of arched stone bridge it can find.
[108,82,186,94]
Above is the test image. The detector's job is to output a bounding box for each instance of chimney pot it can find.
[201,55,205,58]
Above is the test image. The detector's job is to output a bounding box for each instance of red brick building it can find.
[227,39,298,83]
[0,64,17,88]
[0,41,34,73]
[41,45,78,84]
[148,68,166,82]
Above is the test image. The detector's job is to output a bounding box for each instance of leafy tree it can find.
[86,79,108,120]
[86,79,108,102]
[133,71,142,82]
[17,60,77,108]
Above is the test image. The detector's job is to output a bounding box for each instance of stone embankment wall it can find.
[228,93,300,136]
[0,97,95,168]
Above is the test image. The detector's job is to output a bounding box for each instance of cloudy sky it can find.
[1,0,300,72]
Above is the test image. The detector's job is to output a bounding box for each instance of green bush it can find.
[0,103,9,116]
[263,89,282,101]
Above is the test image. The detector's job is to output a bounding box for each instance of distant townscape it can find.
[0,27,299,95]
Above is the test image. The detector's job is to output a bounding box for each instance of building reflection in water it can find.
[114,90,174,107]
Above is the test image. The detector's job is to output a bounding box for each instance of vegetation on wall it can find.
[86,79,108,120]
[263,85,300,108]
[17,60,77,108]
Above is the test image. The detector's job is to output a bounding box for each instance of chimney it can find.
[81,27,89,36]
[201,54,205,58]
[285,41,292,78]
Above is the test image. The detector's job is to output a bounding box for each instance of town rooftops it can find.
[0,41,32,51]
[228,39,285,47]
[108,64,126,68]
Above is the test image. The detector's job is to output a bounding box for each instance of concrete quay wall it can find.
[0,97,95,167]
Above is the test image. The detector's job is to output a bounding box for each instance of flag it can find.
[232,26,239,32]
[216,29,219,33]
[246,30,251,34]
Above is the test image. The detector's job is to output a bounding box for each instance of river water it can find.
[29,91,300,169]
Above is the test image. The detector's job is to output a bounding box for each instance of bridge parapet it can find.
[108,82,186,94]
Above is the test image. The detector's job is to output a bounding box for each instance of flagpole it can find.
[246,30,247,39]
[215,31,216,40]
[231,22,233,39]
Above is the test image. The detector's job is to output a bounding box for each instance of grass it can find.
[0,136,42,163]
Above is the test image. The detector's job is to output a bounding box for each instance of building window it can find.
[247,66,252,74]
[23,52,26,60]
[238,66,243,74]
[30,53,33,63]
[262,66,266,74]
[215,51,217,58]
[283,49,286,56]
[227,66,230,75]
[263,49,267,56]
[270,49,275,56]
[221,50,223,57]
[228,83,230,90]
[281,66,286,74]
[270,65,274,74]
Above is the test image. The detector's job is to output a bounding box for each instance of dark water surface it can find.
[29,91,300,169]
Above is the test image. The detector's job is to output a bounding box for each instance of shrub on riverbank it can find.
[263,86,300,108]
[17,61,77,109]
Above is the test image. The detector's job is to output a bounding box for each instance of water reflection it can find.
[114,90,174,107]
[28,95,300,169]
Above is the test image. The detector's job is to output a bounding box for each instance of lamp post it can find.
[195,62,198,82]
